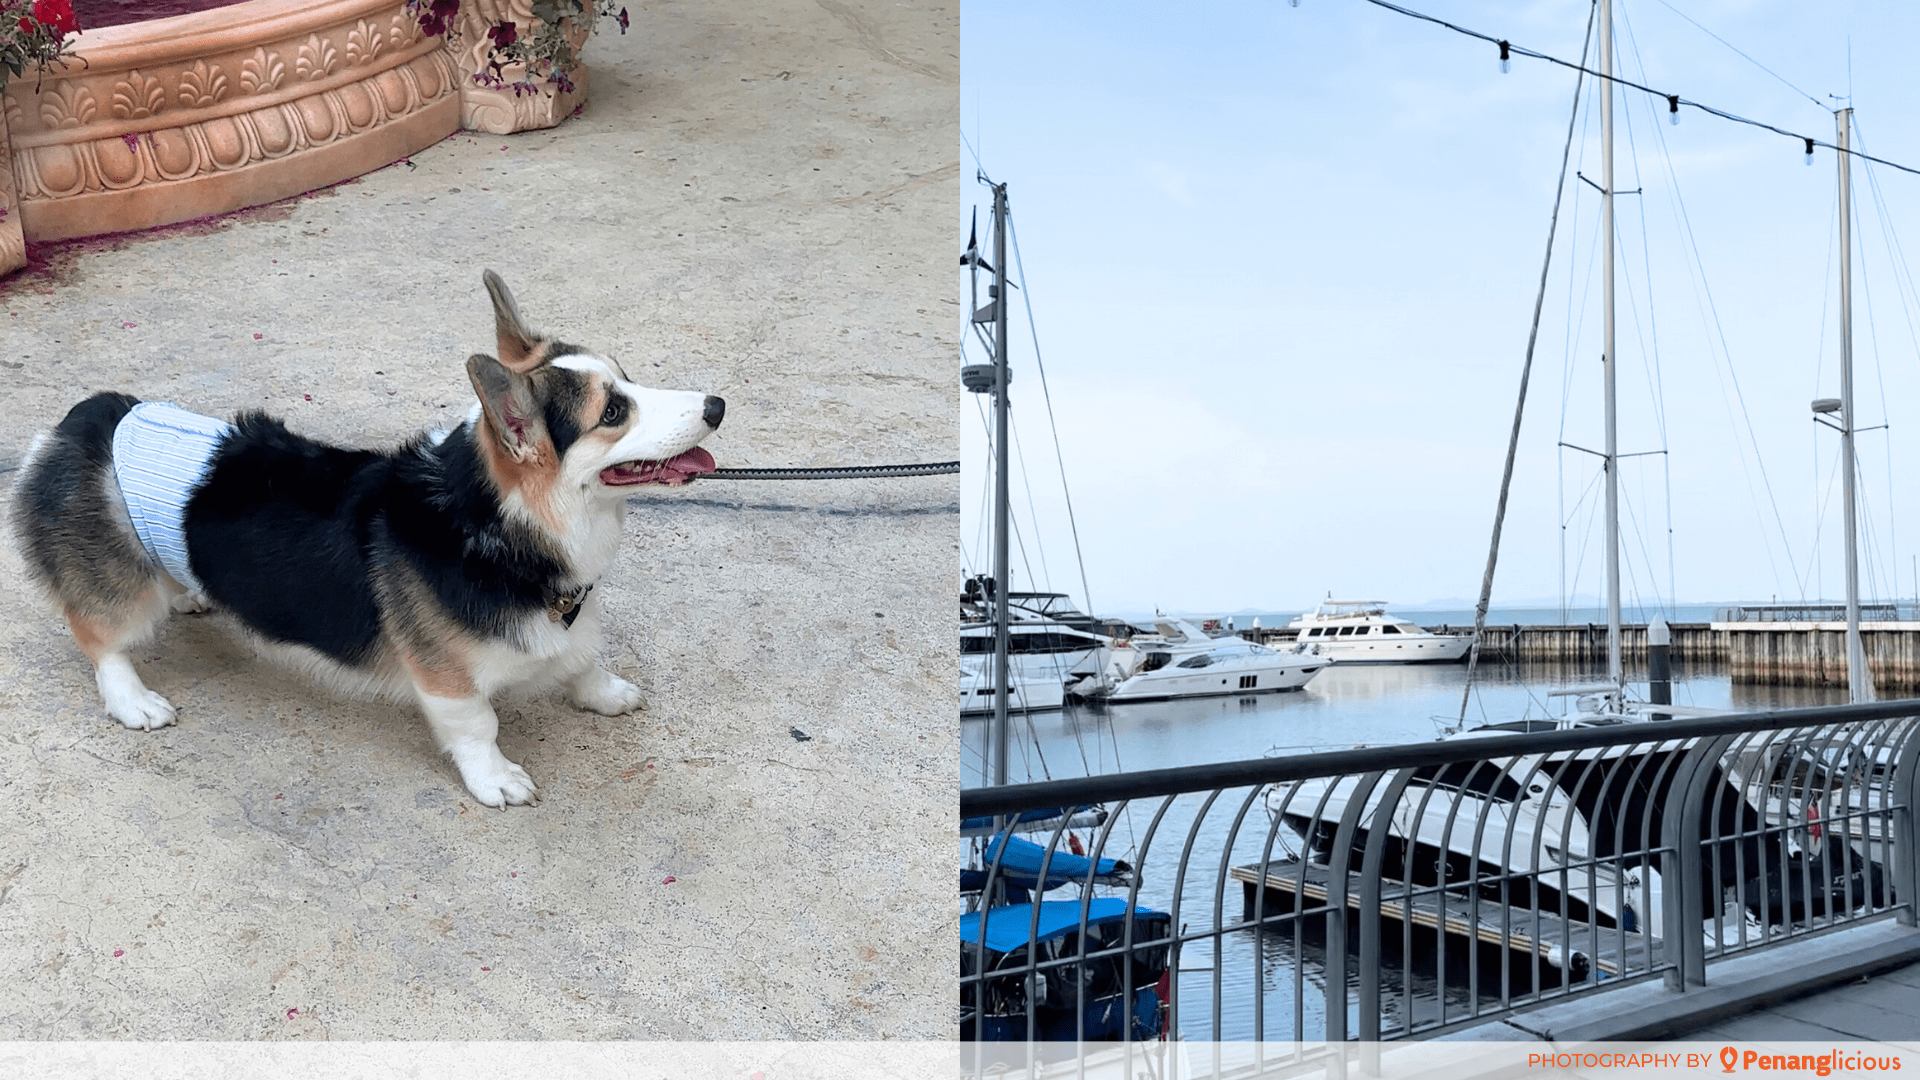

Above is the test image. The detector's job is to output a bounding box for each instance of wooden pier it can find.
[1231,860,1660,989]
[1245,622,1920,690]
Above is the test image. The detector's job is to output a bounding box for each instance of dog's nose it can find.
[703,395,726,429]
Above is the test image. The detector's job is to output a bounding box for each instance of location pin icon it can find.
[1721,1046,1740,1072]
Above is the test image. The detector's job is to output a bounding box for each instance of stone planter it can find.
[1,0,462,245]
[0,113,23,276]
[452,0,591,135]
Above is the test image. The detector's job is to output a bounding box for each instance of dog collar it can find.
[545,583,594,628]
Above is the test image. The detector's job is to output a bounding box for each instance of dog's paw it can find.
[458,750,540,808]
[568,667,645,716]
[105,687,176,731]
[168,591,211,614]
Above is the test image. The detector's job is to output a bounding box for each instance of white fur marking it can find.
[96,652,176,730]
[415,690,538,807]
[568,666,645,715]
[167,586,211,614]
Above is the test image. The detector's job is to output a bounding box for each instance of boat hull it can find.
[960,669,1066,716]
[1106,654,1325,702]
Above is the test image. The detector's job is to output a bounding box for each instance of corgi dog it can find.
[10,271,723,807]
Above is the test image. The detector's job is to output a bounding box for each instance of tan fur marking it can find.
[63,587,154,661]
[500,337,550,375]
[64,606,108,662]
[475,415,566,534]
[578,379,610,434]
[400,647,475,699]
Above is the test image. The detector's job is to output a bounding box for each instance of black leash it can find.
[702,462,958,480]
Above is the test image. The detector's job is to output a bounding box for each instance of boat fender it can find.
[1544,944,1592,983]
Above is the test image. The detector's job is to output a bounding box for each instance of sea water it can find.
[960,659,1849,1040]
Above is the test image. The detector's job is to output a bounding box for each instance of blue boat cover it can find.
[961,898,1161,954]
[960,834,1131,894]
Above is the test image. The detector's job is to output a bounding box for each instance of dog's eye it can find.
[600,397,629,427]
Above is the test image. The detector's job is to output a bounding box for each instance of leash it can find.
[702,462,958,480]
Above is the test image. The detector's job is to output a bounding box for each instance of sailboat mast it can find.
[990,181,1014,785]
[1600,0,1623,690]
[1836,108,1873,702]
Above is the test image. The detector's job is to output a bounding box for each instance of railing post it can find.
[1356,768,1419,1057]
[1323,770,1388,1045]
[1893,720,1920,927]
[1662,734,1738,990]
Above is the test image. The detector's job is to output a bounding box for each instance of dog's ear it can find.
[467,353,545,461]
[483,270,544,374]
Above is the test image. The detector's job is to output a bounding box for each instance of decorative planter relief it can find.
[1,0,462,244]
[452,0,591,135]
[0,115,23,275]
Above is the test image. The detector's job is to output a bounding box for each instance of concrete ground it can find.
[0,0,956,1039]
[1441,918,1920,1049]
[1687,957,1920,1044]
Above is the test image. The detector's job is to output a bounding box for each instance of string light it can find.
[1342,0,1920,180]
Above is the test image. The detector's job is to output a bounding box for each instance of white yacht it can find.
[958,660,1065,716]
[959,601,1113,695]
[1286,599,1471,663]
[1099,618,1326,702]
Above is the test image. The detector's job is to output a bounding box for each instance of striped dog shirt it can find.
[110,402,233,596]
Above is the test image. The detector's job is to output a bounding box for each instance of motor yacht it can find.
[1286,599,1471,663]
[1098,618,1326,702]
[959,660,1066,716]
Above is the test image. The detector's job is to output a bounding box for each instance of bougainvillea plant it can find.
[0,0,80,93]
[407,0,628,98]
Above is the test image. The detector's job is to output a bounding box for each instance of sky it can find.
[957,1,1920,618]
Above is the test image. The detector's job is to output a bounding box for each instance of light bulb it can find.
[1667,95,1679,126]
[1498,41,1511,74]
[1805,137,1815,166]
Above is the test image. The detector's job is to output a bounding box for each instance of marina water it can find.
[960,658,1849,1040]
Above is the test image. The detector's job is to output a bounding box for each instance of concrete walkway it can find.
[1688,957,1920,1043]
[1442,918,1920,1047]
[0,0,955,1039]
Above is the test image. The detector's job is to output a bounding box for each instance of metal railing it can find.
[1715,603,1906,623]
[959,700,1920,1058]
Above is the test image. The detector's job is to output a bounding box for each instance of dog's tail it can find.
[11,392,148,601]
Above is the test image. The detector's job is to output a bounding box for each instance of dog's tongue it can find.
[601,447,716,486]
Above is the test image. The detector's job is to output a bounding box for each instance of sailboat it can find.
[958,178,1173,1044]
[1269,1,1891,948]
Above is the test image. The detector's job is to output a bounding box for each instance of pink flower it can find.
[661,875,676,884]
[112,949,124,957]
[286,1008,298,1019]
[486,20,516,48]
[253,333,263,340]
